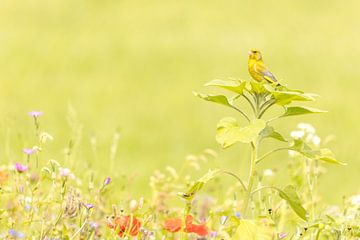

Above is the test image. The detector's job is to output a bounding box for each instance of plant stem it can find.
[231,105,251,122]
[258,100,276,118]
[222,170,247,192]
[242,94,256,114]
[255,147,290,164]
[242,142,257,218]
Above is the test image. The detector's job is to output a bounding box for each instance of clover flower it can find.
[15,163,28,173]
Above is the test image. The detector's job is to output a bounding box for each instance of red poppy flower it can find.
[107,215,141,237]
[163,215,209,236]
[163,218,182,232]
[184,215,208,236]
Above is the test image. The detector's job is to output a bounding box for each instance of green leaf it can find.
[250,81,268,94]
[259,125,287,142]
[232,219,276,240]
[318,148,346,165]
[272,91,316,105]
[281,106,327,117]
[290,139,318,158]
[194,92,234,108]
[290,140,346,165]
[216,118,266,148]
[178,169,221,201]
[278,185,307,221]
[205,79,247,94]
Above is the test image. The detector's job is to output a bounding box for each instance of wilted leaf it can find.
[259,125,287,142]
[281,106,327,117]
[194,92,234,108]
[216,118,266,148]
[278,185,307,221]
[205,79,247,94]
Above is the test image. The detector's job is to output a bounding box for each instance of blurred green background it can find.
[0,0,359,203]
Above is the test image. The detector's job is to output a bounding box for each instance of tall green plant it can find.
[184,79,344,223]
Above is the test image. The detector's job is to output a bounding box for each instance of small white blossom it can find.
[312,135,321,146]
[129,199,138,212]
[350,194,360,206]
[290,130,305,139]
[263,169,274,177]
[297,123,315,134]
[288,150,299,157]
[59,167,75,179]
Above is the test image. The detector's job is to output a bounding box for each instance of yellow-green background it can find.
[0,0,359,203]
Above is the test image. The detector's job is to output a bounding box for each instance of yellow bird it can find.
[248,50,279,85]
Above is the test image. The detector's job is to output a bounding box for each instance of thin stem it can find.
[71,219,88,240]
[231,105,251,122]
[222,170,247,192]
[258,100,276,119]
[242,94,256,114]
[256,147,290,164]
[251,186,282,197]
[242,142,257,218]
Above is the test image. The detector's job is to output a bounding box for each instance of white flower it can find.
[297,123,315,134]
[290,130,305,139]
[263,169,274,177]
[129,199,138,212]
[312,135,321,146]
[350,194,360,206]
[59,167,75,179]
[288,150,298,157]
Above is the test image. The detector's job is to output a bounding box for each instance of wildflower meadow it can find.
[1,0,360,239]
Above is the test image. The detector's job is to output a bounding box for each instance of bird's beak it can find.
[248,51,252,55]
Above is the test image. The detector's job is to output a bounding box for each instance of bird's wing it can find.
[255,63,278,83]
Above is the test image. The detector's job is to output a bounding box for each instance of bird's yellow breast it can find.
[248,59,264,82]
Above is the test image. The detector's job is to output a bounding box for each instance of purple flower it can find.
[15,163,28,173]
[22,148,36,155]
[210,231,218,237]
[28,111,43,117]
[8,229,25,239]
[83,203,94,210]
[234,211,241,219]
[103,177,111,185]
[279,233,287,239]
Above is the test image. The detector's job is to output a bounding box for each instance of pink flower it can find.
[28,111,43,117]
[23,148,36,155]
[15,163,28,173]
